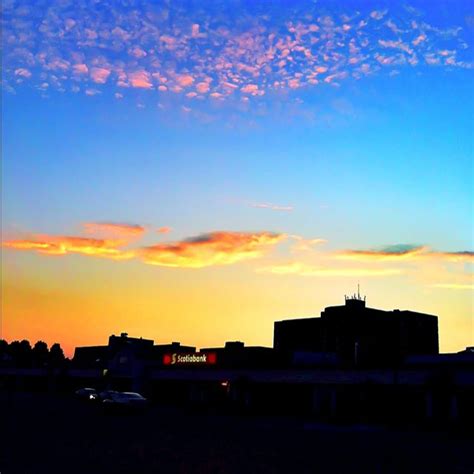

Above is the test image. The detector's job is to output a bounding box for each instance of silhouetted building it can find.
[108,333,154,353]
[200,341,275,368]
[405,346,474,367]
[152,342,197,361]
[72,333,195,369]
[72,345,109,368]
[274,294,439,367]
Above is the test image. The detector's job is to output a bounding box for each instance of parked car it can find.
[101,391,148,413]
[98,389,119,401]
[74,387,98,401]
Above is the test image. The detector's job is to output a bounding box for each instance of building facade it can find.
[274,295,439,367]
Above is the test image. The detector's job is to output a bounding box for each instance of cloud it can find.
[257,262,402,277]
[241,84,260,95]
[90,67,111,84]
[130,46,147,58]
[14,68,32,78]
[338,245,474,262]
[83,222,146,237]
[139,231,285,268]
[2,235,133,260]
[412,34,427,46]
[128,70,153,89]
[429,251,474,262]
[370,10,388,21]
[73,63,88,74]
[85,88,100,96]
[196,82,210,93]
[2,2,472,107]
[250,202,293,212]
[1,226,284,268]
[176,74,194,87]
[289,235,327,252]
[431,283,473,290]
[157,226,172,234]
[337,244,428,261]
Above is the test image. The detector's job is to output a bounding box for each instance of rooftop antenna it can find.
[357,283,360,300]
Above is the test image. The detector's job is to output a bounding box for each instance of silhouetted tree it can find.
[9,340,33,367]
[32,341,49,368]
[49,343,65,366]
[0,339,11,364]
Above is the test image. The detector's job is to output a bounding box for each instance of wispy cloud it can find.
[3,225,472,286]
[338,244,427,261]
[83,222,146,237]
[431,283,473,290]
[429,251,474,262]
[2,228,285,268]
[2,235,133,260]
[139,231,286,268]
[257,262,402,277]
[338,245,474,262]
[289,235,327,252]
[250,202,294,212]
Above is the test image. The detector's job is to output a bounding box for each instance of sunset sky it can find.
[2,0,473,357]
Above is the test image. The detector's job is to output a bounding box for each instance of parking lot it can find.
[1,391,472,474]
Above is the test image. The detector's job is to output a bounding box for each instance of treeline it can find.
[0,339,68,368]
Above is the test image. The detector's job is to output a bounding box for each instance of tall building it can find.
[274,294,439,367]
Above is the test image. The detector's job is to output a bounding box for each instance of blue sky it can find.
[3,67,472,248]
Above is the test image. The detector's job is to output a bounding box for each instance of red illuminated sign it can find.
[163,352,217,365]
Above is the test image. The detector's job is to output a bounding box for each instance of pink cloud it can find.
[83,222,146,237]
[14,68,31,78]
[73,63,88,74]
[315,66,328,73]
[3,2,471,104]
[160,35,177,47]
[196,82,210,93]
[192,24,200,37]
[128,70,153,88]
[241,84,259,95]
[90,67,111,84]
[370,10,387,20]
[288,79,300,89]
[46,58,70,71]
[111,27,131,41]
[412,34,427,46]
[176,74,194,87]
[130,46,147,58]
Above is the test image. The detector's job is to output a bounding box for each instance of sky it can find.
[1,0,473,357]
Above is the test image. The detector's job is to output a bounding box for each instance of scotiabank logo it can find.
[163,352,217,365]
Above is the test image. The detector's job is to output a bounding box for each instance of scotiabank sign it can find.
[163,352,217,365]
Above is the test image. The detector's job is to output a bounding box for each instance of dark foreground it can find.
[1,392,472,474]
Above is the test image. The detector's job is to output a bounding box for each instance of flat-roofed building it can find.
[274,294,438,367]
